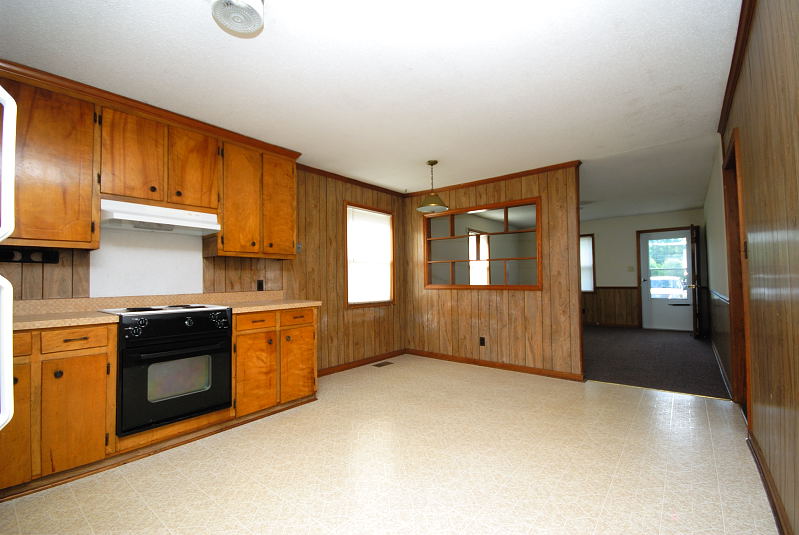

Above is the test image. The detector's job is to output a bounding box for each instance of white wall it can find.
[90,228,204,297]
[703,140,729,297]
[580,208,705,287]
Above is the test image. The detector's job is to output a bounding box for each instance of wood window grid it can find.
[423,197,542,290]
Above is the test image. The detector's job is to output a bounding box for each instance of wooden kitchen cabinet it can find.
[221,142,262,253]
[0,78,98,248]
[167,125,220,209]
[100,107,166,201]
[262,152,297,256]
[40,353,108,476]
[0,362,31,489]
[279,325,316,403]
[235,331,278,416]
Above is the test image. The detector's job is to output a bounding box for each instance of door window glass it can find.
[648,237,688,299]
[148,355,211,402]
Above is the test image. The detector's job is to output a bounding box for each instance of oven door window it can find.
[147,354,212,403]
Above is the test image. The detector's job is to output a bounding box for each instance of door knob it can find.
[686,284,697,289]
[285,335,292,342]
[54,370,64,379]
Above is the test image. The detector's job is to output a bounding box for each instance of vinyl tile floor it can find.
[0,355,778,535]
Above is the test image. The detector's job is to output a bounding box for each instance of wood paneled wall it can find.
[202,257,283,293]
[582,287,640,327]
[0,249,89,300]
[402,165,582,378]
[282,168,406,371]
[709,291,732,392]
[722,0,798,531]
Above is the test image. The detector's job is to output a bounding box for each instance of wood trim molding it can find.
[318,350,405,376]
[710,340,733,400]
[405,160,582,197]
[747,433,792,535]
[405,349,584,382]
[0,59,301,160]
[296,164,402,197]
[709,288,730,303]
[717,0,757,134]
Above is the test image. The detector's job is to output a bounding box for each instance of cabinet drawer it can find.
[280,308,313,327]
[236,312,276,331]
[40,326,109,354]
[13,332,32,356]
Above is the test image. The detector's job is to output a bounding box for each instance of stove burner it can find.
[124,307,160,312]
[166,305,207,309]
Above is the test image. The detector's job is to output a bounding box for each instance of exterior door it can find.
[639,228,694,331]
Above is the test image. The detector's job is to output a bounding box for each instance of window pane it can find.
[487,231,535,259]
[579,236,595,292]
[429,262,451,285]
[347,206,392,303]
[454,262,470,285]
[648,237,688,300]
[430,237,469,261]
[489,260,505,285]
[429,216,450,238]
[507,259,538,285]
[507,204,536,230]
[454,209,505,235]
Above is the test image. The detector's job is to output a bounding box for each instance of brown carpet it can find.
[583,326,730,398]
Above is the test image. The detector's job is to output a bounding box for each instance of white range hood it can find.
[100,199,220,236]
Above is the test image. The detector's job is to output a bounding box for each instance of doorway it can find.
[638,228,694,331]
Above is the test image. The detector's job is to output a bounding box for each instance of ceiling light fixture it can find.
[212,0,264,37]
[416,160,448,213]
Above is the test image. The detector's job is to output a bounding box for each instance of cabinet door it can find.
[41,354,107,476]
[0,363,31,489]
[236,331,278,417]
[262,153,296,255]
[279,325,315,403]
[167,126,219,209]
[222,143,262,253]
[100,108,166,201]
[0,79,95,243]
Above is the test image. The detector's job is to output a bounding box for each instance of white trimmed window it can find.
[346,204,393,305]
[580,234,595,292]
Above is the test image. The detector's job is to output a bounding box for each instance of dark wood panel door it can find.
[41,354,107,476]
[100,107,166,201]
[222,143,262,253]
[236,331,278,416]
[262,153,296,255]
[1,79,95,243]
[167,126,220,209]
[0,363,31,489]
[279,325,315,403]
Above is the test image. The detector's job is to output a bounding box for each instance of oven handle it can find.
[138,343,226,361]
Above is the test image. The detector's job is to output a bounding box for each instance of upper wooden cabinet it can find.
[167,126,220,209]
[221,143,261,254]
[0,78,98,248]
[100,107,166,201]
[262,153,297,256]
[205,146,297,259]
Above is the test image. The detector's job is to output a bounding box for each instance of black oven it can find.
[111,306,232,436]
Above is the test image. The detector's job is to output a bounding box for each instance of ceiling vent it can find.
[211,0,264,37]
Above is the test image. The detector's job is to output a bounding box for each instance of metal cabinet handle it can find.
[175,190,183,197]
[292,315,304,320]
[267,339,273,345]
[63,336,89,343]
[150,186,157,192]
[268,243,273,248]
[251,319,265,324]
[13,376,18,385]
[53,370,64,379]
[250,241,256,246]
[285,335,291,342]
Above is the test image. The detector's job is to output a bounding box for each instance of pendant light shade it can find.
[417,160,448,213]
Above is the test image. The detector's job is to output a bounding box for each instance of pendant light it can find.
[416,160,448,213]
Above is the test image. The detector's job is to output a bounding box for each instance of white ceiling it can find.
[0,0,739,215]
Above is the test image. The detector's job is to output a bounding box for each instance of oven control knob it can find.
[137,318,149,327]
[126,326,142,338]
[185,317,195,327]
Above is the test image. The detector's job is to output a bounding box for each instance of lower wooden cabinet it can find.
[235,331,278,417]
[0,363,31,489]
[234,308,317,416]
[280,325,316,403]
[41,353,108,476]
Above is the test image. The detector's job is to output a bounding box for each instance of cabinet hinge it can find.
[98,114,103,126]
[105,433,109,446]
[106,362,111,375]
[97,173,101,185]
[221,235,224,245]
[233,343,237,353]
[93,111,97,123]
[233,399,237,409]
[743,240,749,260]
[220,147,224,158]
[91,221,96,233]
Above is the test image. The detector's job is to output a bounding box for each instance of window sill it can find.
[346,300,394,309]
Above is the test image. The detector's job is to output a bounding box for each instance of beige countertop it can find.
[14,299,322,331]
